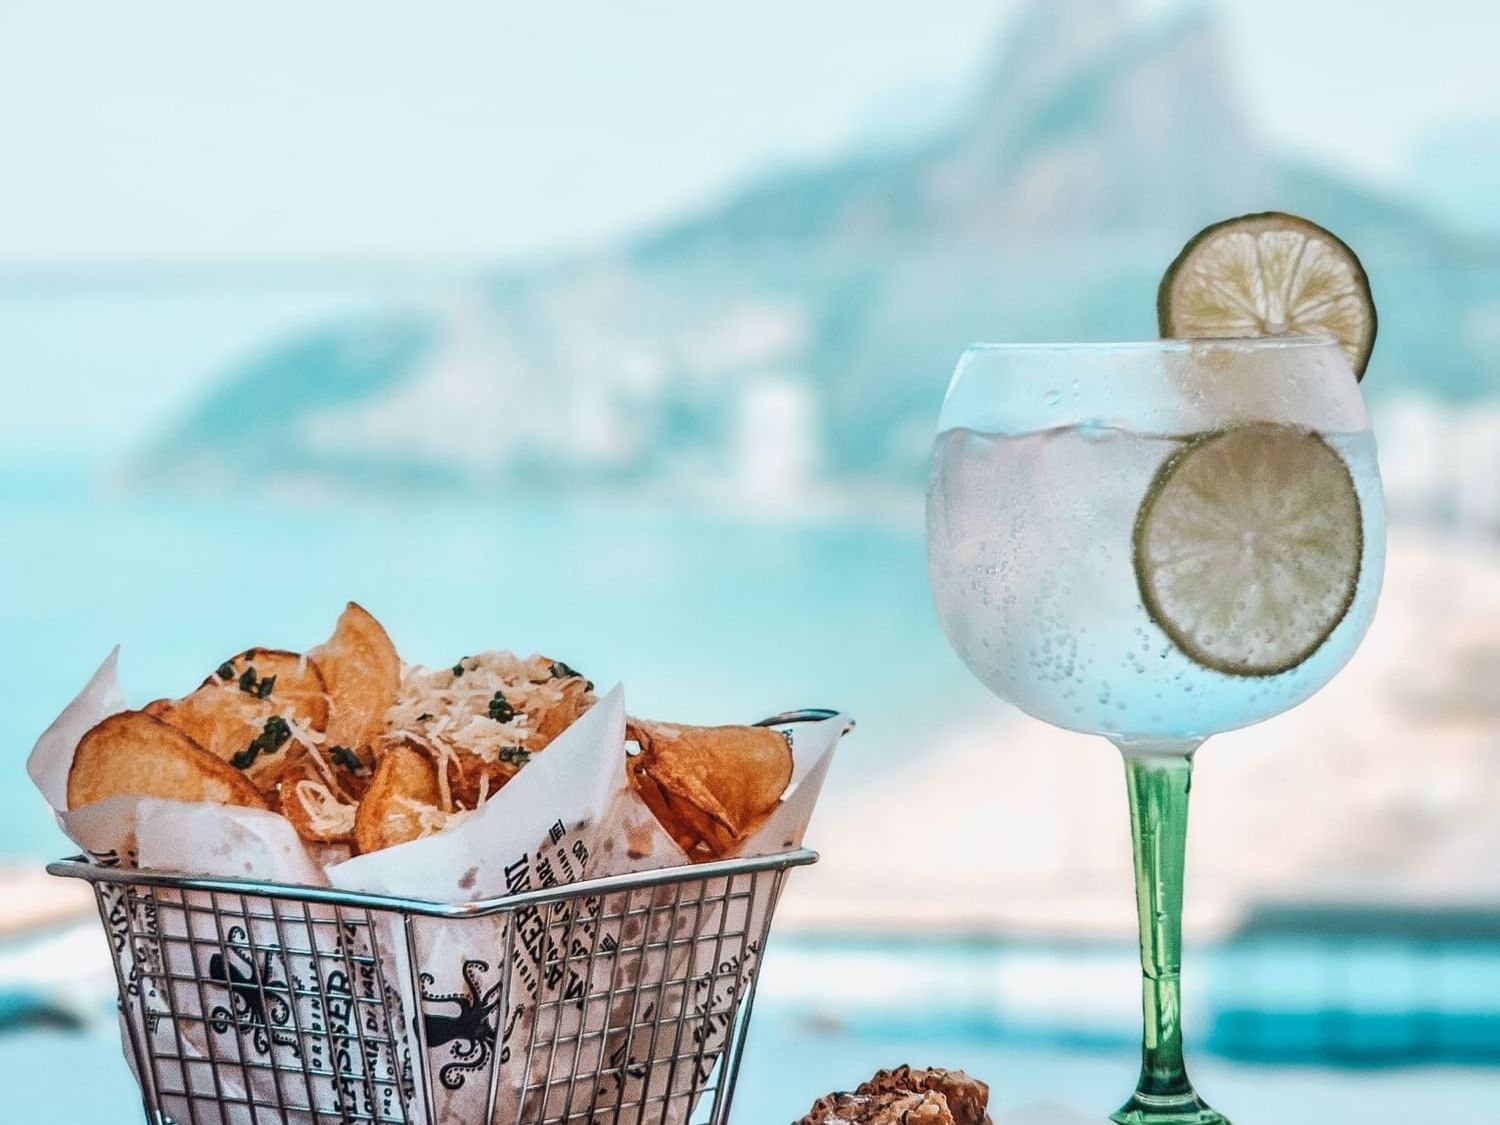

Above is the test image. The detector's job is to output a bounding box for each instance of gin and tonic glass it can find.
[927,337,1385,1124]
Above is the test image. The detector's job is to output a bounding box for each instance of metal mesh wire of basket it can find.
[49,837,816,1125]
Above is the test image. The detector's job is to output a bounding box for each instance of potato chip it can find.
[528,675,596,747]
[148,649,327,794]
[354,741,443,854]
[430,752,516,815]
[626,719,792,860]
[199,648,329,723]
[150,688,267,762]
[309,602,401,754]
[68,710,269,812]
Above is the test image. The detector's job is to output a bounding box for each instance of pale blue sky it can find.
[1,0,1497,268]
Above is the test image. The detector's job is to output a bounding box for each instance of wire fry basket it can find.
[49,846,815,1125]
[47,707,844,1125]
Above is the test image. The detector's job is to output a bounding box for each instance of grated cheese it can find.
[380,651,590,814]
[393,795,475,837]
[292,779,358,837]
[280,714,344,791]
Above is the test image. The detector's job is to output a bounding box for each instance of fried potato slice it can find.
[309,602,401,754]
[148,649,328,794]
[200,648,329,721]
[528,675,596,747]
[428,750,516,814]
[277,745,368,845]
[354,741,442,854]
[68,710,269,812]
[626,719,792,861]
[150,688,266,762]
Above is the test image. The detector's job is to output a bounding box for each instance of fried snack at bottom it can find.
[67,711,269,812]
[797,1089,955,1124]
[353,742,443,854]
[308,602,402,755]
[856,1068,991,1125]
[626,719,792,860]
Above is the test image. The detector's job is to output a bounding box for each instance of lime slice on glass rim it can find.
[1133,423,1363,677]
[1157,211,1377,378]
[1137,212,1376,675]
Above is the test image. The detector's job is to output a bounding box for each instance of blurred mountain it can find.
[639,0,1269,252]
[138,0,1495,508]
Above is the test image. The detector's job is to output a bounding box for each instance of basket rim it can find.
[46,846,818,917]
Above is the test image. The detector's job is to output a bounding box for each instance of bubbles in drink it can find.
[927,425,1385,740]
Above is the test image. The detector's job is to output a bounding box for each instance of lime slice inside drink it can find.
[1158,211,1377,379]
[1132,423,1363,677]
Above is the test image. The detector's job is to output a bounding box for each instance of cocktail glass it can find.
[926,337,1385,1124]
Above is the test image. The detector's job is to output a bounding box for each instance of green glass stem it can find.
[1110,742,1230,1125]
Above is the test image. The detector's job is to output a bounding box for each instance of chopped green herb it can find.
[498,746,532,767]
[487,691,515,723]
[256,674,276,699]
[238,667,258,694]
[330,746,365,774]
[232,715,293,770]
[216,661,237,682]
[451,660,466,677]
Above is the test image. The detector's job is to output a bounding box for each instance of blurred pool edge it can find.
[755,930,1500,1068]
[4,917,1500,1069]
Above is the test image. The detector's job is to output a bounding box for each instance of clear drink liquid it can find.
[927,424,1386,740]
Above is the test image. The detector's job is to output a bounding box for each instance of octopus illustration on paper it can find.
[208,926,298,1057]
[421,959,507,1090]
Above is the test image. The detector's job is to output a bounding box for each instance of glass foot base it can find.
[1110,1090,1230,1125]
